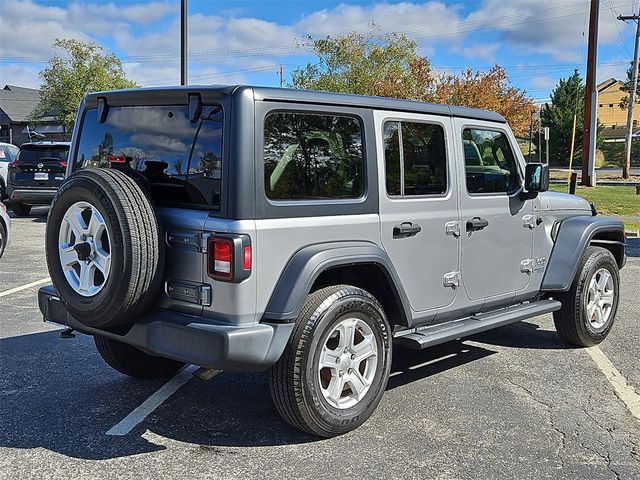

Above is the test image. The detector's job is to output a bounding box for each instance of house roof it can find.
[0,84,56,123]
[597,78,623,93]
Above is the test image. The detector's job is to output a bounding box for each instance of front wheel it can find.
[553,246,620,347]
[269,285,392,437]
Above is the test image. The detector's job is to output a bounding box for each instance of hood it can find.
[536,191,592,213]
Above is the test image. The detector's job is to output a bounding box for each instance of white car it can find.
[0,201,10,259]
[0,142,20,200]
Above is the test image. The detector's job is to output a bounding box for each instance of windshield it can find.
[74,105,223,209]
[18,146,69,163]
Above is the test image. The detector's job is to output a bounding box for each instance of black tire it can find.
[11,203,31,217]
[94,336,184,379]
[45,168,164,329]
[269,285,392,437]
[553,246,620,347]
[0,220,6,259]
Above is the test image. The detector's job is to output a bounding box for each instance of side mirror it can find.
[521,163,549,199]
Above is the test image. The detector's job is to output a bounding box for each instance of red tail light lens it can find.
[207,235,252,282]
[243,245,252,270]
[60,161,67,168]
[212,238,233,280]
[8,160,22,168]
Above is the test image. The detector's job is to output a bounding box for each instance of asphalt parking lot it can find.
[1,208,639,479]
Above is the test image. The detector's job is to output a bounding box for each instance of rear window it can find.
[18,146,69,163]
[74,105,223,209]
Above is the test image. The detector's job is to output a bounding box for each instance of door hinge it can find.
[445,220,460,238]
[167,230,209,253]
[520,258,534,274]
[522,215,536,229]
[443,271,460,288]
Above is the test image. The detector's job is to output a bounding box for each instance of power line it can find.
[2,2,635,65]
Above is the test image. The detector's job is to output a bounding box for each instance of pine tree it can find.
[540,71,585,166]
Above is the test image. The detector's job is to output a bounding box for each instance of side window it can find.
[384,121,447,197]
[263,112,364,200]
[462,128,520,194]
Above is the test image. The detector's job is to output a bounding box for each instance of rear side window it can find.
[462,128,520,194]
[384,121,447,196]
[18,146,69,163]
[263,112,364,200]
[75,105,223,209]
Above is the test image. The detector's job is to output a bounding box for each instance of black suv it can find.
[8,141,70,216]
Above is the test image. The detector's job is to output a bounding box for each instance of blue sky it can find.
[0,0,634,104]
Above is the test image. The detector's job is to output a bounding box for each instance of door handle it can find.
[393,222,422,238]
[466,217,489,232]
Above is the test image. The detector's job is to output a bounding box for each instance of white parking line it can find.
[587,346,640,421]
[0,277,50,298]
[106,365,198,436]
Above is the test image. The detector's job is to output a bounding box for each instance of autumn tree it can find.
[430,66,535,136]
[35,38,137,136]
[291,27,432,101]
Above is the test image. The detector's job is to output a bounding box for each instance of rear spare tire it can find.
[45,168,164,329]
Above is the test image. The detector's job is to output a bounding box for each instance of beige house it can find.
[598,78,638,139]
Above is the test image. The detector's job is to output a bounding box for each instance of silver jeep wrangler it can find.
[39,86,626,437]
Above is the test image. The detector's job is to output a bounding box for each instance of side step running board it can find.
[395,299,561,351]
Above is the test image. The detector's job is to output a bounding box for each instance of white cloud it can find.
[459,43,500,63]
[296,2,463,41]
[529,76,558,90]
[0,64,42,89]
[466,0,633,61]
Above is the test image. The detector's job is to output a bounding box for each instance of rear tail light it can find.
[60,161,67,168]
[8,160,22,168]
[207,234,252,282]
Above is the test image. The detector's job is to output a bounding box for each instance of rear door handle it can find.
[393,222,422,238]
[466,217,489,232]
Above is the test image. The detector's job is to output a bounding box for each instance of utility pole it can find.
[582,0,600,186]
[279,65,285,88]
[619,10,640,179]
[180,0,188,85]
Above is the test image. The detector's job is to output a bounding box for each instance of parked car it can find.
[0,201,11,259]
[7,141,70,216]
[0,142,20,200]
[38,86,625,437]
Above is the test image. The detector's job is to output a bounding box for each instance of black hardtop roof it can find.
[20,141,70,148]
[85,85,507,123]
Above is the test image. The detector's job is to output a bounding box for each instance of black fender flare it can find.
[541,215,625,292]
[263,241,412,323]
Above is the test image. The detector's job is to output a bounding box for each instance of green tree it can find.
[539,70,586,166]
[619,62,638,110]
[291,26,432,101]
[35,38,137,137]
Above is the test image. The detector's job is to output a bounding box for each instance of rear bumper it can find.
[38,285,293,371]
[8,187,57,205]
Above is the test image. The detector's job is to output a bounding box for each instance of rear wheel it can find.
[269,285,392,437]
[553,246,620,347]
[11,203,31,217]
[94,336,185,379]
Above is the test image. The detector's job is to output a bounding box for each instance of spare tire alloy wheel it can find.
[46,168,164,329]
[58,201,111,297]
